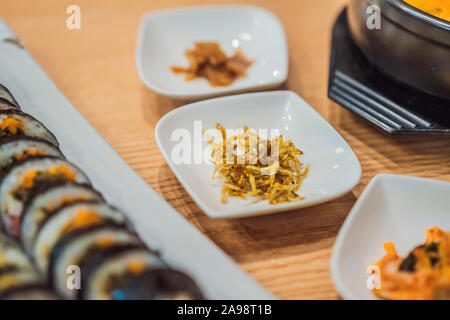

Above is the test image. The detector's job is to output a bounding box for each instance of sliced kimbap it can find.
[81,250,202,300]
[21,183,103,252]
[0,233,34,273]
[49,224,144,299]
[0,156,90,236]
[81,248,166,300]
[98,268,204,300]
[0,234,44,298]
[0,87,205,300]
[0,284,59,300]
[0,269,42,296]
[0,137,64,174]
[0,110,58,146]
[33,202,127,274]
[0,84,19,108]
[0,100,19,112]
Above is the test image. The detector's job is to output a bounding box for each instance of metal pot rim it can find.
[366,0,450,47]
[381,0,450,31]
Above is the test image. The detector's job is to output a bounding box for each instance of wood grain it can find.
[1,0,449,299]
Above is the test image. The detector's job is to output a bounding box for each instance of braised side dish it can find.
[171,42,253,87]
[404,0,450,22]
[205,123,308,204]
[372,226,450,300]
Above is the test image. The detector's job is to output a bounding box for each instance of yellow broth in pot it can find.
[404,0,450,22]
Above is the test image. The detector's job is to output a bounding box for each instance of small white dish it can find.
[155,90,361,218]
[136,5,288,99]
[331,174,450,300]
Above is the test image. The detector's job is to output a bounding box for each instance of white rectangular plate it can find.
[0,18,273,299]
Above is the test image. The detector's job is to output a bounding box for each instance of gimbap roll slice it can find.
[0,110,57,146]
[0,269,42,297]
[0,285,59,300]
[33,202,127,274]
[0,233,34,273]
[0,100,19,112]
[0,234,43,297]
[82,249,164,300]
[49,224,145,299]
[0,156,90,236]
[82,250,202,300]
[21,183,103,252]
[0,84,19,108]
[96,268,204,300]
[0,137,63,174]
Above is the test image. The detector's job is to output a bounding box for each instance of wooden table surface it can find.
[1,0,449,299]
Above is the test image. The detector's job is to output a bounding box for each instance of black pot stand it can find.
[328,8,450,135]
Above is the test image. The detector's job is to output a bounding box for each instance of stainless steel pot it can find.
[347,0,450,100]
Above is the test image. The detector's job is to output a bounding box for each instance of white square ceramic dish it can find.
[155,90,361,218]
[331,174,450,300]
[136,5,288,99]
